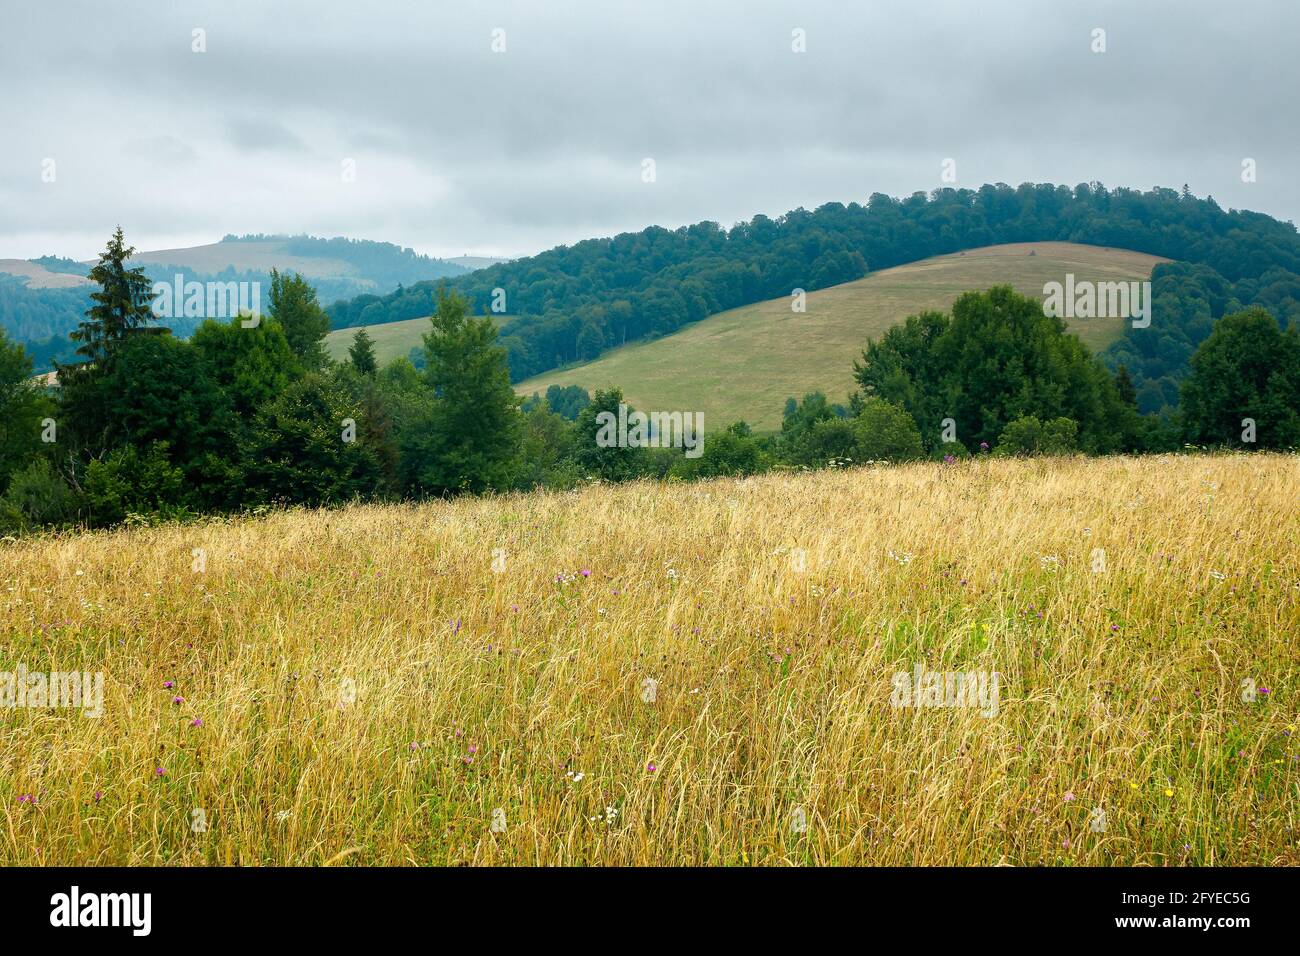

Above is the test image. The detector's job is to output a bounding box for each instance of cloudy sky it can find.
[2,0,1297,261]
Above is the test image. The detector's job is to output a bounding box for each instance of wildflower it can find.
[1164,788,1174,797]
[172,696,184,705]
[163,680,174,689]
[646,761,657,773]
[580,569,590,578]
[1063,792,1075,802]
[155,767,165,777]
[190,718,203,728]
[979,442,989,452]
[93,791,102,802]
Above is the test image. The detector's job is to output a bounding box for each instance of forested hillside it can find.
[327,183,1300,405]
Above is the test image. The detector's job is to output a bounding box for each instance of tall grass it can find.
[2,453,1297,865]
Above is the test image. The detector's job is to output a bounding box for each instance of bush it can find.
[669,422,767,479]
[83,442,187,526]
[854,399,924,462]
[0,458,81,533]
[995,416,1078,456]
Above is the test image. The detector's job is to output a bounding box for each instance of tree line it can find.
[1,226,1295,536]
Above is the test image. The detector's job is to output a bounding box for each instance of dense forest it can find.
[325,183,1300,405]
[0,223,1295,537]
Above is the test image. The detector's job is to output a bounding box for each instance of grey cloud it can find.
[0,0,1295,261]
[226,117,307,153]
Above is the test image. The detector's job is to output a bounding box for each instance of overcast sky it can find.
[2,0,1297,261]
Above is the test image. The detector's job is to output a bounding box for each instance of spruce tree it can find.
[406,284,520,493]
[71,227,155,361]
[349,328,377,374]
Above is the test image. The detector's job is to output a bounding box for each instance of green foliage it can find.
[854,398,926,461]
[84,442,186,526]
[669,421,766,479]
[1102,262,1299,414]
[783,396,922,466]
[349,328,378,374]
[94,333,239,506]
[0,458,81,534]
[516,402,581,490]
[238,374,383,505]
[856,286,1128,454]
[192,315,302,417]
[0,329,49,489]
[994,416,1079,456]
[521,384,590,421]
[69,226,156,362]
[571,387,643,481]
[270,269,331,371]
[402,286,521,495]
[1180,307,1300,448]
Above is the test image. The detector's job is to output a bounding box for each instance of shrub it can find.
[995,416,1078,456]
[83,442,186,526]
[0,458,81,533]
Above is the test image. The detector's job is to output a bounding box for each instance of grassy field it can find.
[517,242,1166,430]
[1,453,1296,866]
[327,315,432,366]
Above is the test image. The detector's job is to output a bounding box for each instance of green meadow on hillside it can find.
[326,315,434,365]
[514,242,1165,430]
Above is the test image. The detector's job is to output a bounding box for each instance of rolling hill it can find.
[0,259,91,289]
[513,242,1166,429]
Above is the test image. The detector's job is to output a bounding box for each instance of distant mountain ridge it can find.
[0,233,476,370]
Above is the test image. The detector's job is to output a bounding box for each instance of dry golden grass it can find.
[1,453,1297,866]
